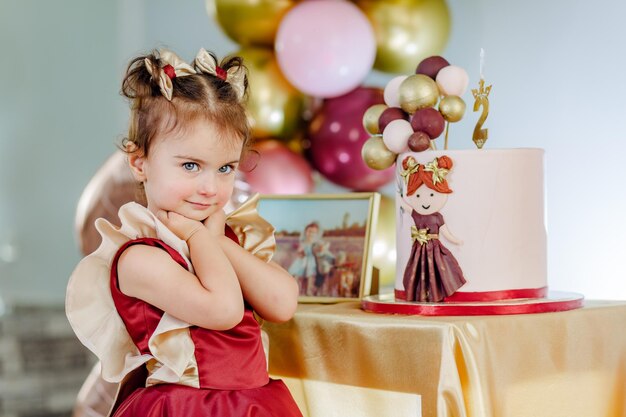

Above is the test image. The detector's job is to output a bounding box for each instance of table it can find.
[264,300,626,417]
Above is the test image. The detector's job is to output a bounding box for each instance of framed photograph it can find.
[257,193,380,303]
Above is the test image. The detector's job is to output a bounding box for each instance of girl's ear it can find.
[128,150,147,182]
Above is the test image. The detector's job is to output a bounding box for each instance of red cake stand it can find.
[361,291,584,316]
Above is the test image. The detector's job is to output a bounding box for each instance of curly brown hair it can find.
[120,49,251,157]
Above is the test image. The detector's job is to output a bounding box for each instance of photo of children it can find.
[258,195,378,301]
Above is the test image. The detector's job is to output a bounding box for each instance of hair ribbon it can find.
[194,48,246,101]
[144,48,246,102]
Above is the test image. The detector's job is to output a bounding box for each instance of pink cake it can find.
[394,148,547,303]
[359,55,582,314]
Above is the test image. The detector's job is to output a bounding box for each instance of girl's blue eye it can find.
[218,165,234,174]
[183,162,199,172]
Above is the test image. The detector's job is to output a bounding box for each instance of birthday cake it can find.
[360,55,582,314]
[394,148,546,303]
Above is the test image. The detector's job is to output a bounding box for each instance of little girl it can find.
[399,155,466,302]
[66,48,302,416]
[288,222,321,296]
[313,241,335,296]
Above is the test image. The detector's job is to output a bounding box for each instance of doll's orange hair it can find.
[402,156,453,195]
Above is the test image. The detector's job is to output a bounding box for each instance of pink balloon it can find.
[275,0,376,98]
[436,65,469,96]
[244,140,314,194]
[308,87,395,190]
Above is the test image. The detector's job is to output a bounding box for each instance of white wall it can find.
[0,0,624,306]
[0,0,124,306]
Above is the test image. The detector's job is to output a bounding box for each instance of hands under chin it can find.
[157,209,226,243]
[203,209,226,237]
[156,210,205,242]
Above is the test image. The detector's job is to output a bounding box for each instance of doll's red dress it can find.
[402,210,466,302]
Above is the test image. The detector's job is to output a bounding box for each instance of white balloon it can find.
[383,75,408,107]
[382,119,413,154]
[436,65,469,96]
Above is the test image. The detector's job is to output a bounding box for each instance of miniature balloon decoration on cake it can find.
[407,131,431,152]
[383,75,409,107]
[378,107,409,132]
[362,104,388,135]
[415,55,450,80]
[382,119,413,154]
[359,52,583,315]
[360,55,469,172]
[410,108,445,140]
[361,135,396,170]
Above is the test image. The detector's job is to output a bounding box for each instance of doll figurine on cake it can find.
[361,55,470,303]
[398,155,465,302]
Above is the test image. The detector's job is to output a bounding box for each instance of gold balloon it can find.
[237,47,306,140]
[362,135,397,170]
[356,0,451,74]
[399,74,439,114]
[372,194,397,288]
[362,104,388,135]
[210,0,297,47]
[439,95,466,122]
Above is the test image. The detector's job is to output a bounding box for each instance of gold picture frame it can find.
[257,193,380,303]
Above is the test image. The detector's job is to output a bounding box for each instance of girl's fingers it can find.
[156,210,169,223]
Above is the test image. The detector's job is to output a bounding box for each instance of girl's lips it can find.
[186,201,212,209]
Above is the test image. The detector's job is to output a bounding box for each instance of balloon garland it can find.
[207,0,454,191]
[361,55,469,171]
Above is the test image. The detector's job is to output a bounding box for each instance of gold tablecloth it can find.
[265,300,626,417]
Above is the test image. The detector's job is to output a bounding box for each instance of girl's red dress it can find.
[66,197,302,417]
[110,237,301,417]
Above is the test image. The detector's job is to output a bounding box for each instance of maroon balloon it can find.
[378,107,409,133]
[411,107,445,139]
[244,139,314,194]
[416,55,450,80]
[308,87,395,190]
[408,131,431,152]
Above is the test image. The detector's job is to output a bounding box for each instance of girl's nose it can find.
[197,174,217,196]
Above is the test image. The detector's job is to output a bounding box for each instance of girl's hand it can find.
[157,210,204,242]
[203,209,227,237]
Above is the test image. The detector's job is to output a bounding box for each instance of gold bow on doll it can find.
[411,226,439,245]
[424,159,449,185]
[400,157,420,184]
